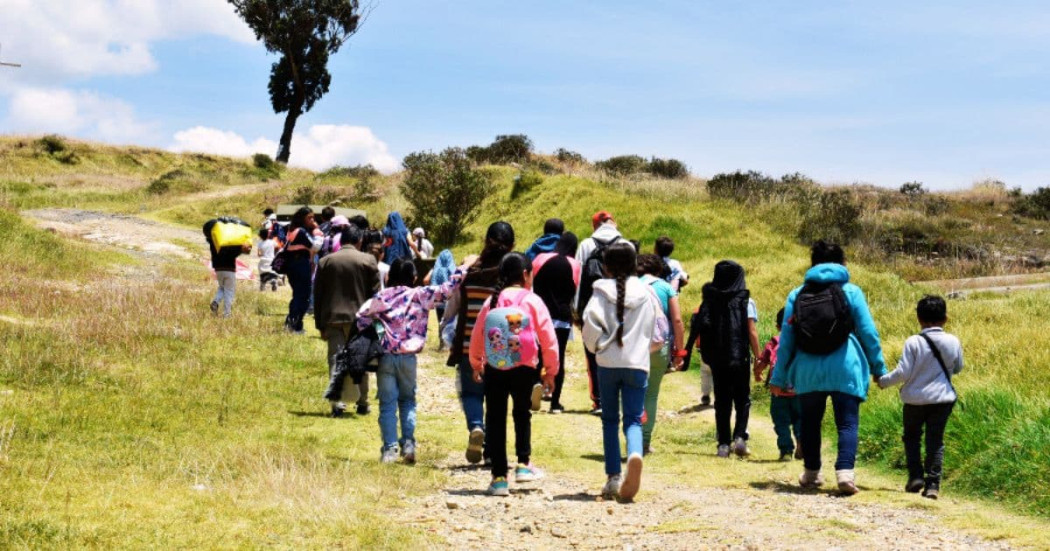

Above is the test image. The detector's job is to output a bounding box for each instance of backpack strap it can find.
[918,332,958,401]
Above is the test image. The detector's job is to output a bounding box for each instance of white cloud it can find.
[170,124,400,173]
[0,0,253,81]
[6,87,154,143]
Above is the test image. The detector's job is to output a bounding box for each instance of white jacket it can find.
[583,277,666,371]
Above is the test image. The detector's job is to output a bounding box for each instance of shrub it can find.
[147,169,186,195]
[647,157,689,179]
[486,134,533,164]
[351,176,379,203]
[899,181,926,197]
[1012,187,1050,220]
[465,145,489,164]
[527,159,558,175]
[595,155,647,176]
[554,148,585,164]
[400,148,495,244]
[797,189,862,245]
[37,135,67,155]
[706,170,777,202]
[319,164,379,179]
[511,170,544,200]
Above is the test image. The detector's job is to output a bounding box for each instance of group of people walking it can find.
[206,207,965,503]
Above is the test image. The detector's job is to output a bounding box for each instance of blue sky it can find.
[2,0,1049,189]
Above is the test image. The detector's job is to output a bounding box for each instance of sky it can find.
[2,0,1049,189]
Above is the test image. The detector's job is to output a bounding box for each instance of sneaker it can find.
[732,437,751,457]
[549,403,565,414]
[380,447,398,464]
[210,301,219,315]
[794,442,804,460]
[589,406,603,416]
[905,478,924,493]
[602,475,622,499]
[799,469,824,488]
[717,444,731,458]
[401,441,417,465]
[619,453,643,500]
[466,427,485,464]
[836,469,859,496]
[700,395,711,406]
[779,452,792,462]
[644,445,656,456]
[515,463,544,483]
[923,486,939,500]
[330,404,345,418]
[530,383,544,412]
[487,477,510,497]
[356,404,370,415]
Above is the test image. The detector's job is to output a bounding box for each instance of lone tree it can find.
[228,0,364,164]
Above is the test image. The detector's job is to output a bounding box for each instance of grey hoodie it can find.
[582,277,666,371]
[878,327,963,405]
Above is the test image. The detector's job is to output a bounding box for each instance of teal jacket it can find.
[770,264,887,400]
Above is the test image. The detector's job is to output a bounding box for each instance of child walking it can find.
[754,308,802,461]
[470,253,559,496]
[878,295,963,499]
[356,256,474,464]
[583,243,666,500]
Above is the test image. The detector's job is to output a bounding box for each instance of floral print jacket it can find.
[356,269,465,355]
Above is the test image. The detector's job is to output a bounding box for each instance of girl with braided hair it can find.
[582,242,666,501]
[469,252,559,497]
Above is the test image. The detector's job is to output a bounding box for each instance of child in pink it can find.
[753,308,801,461]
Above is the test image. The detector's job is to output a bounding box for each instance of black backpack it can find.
[793,282,854,355]
[575,235,622,319]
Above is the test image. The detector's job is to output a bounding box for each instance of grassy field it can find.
[1,137,1049,547]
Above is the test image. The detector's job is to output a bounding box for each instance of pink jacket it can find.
[469,287,560,375]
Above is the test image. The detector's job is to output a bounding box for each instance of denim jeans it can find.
[377,354,417,451]
[902,402,954,486]
[213,270,236,317]
[457,357,485,433]
[711,364,751,446]
[483,365,535,478]
[799,391,861,471]
[597,366,647,476]
[770,395,802,454]
[284,258,312,331]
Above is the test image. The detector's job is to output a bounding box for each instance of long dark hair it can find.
[387,257,418,288]
[489,252,532,309]
[290,206,313,230]
[603,242,637,347]
[555,231,578,257]
[478,221,515,268]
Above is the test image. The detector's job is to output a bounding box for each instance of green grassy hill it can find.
[1,136,1048,546]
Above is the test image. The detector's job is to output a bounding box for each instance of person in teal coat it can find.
[770,241,887,495]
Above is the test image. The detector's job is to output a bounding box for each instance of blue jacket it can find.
[770,263,887,400]
[524,233,561,260]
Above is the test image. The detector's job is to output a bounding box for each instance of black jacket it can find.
[691,284,751,369]
[324,325,383,401]
[532,254,577,323]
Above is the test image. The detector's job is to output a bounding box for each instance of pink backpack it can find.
[482,290,539,369]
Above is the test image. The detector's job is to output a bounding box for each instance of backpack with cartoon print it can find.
[482,290,539,369]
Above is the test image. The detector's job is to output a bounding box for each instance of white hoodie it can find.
[582,277,666,371]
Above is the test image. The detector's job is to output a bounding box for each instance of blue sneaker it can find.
[514,463,544,483]
[487,477,509,497]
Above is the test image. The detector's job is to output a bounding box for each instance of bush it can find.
[486,134,533,164]
[319,164,379,180]
[511,170,544,200]
[351,176,379,203]
[527,159,558,175]
[465,145,489,164]
[554,148,585,165]
[290,184,343,206]
[899,181,926,197]
[595,155,647,176]
[797,189,862,245]
[37,135,67,155]
[147,169,187,195]
[1012,187,1050,220]
[706,170,777,202]
[647,157,689,179]
[400,148,495,244]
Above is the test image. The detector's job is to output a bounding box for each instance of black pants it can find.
[484,365,535,478]
[585,349,600,409]
[903,402,954,486]
[550,327,571,408]
[711,364,751,446]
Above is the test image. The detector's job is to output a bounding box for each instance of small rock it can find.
[520,525,532,533]
[445,500,460,510]
[551,527,567,538]
[606,506,614,515]
[1034,229,1045,235]
[191,484,208,491]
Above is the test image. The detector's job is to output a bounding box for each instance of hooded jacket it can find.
[695,260,752,369]
[524,233,561,260]
[574,223,623,313]
[770,263,887,400]
[382,212,413,265]
[582,277,666,371]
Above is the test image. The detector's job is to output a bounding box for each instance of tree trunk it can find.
[275,103,302,164]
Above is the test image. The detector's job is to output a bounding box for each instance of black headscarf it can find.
[691,260,752,368]
[711,260,746,293]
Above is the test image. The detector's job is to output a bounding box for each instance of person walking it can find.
[770,241,887,495]
[531,232,581,413]
[691,260,760,458]
[283,207,322,333]
[524,218,565,260]
[382,212,417,265]
[411,227,434,259]
[636,254,685,454]
[445,222,516,464]
[203,219,251,317]
[576,210,624,415]
[314,224,380,417]
[582,242,666,501]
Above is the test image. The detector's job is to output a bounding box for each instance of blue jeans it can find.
[597,367,647,476]
[377,354,417,451]
[770,395,802,454]
[457,357,485,433]
[284,259,312,331]
[799,391,861,471]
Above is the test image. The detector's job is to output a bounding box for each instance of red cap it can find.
[591,210,613,228]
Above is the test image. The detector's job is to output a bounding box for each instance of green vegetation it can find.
[399,147,495,244]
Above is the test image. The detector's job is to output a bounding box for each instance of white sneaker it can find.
[602,475,622,499]
[836,469,859,495]
[799,469,824,488]
[732,437,751,457]
[619,453,643,500]
[530,383,543,412]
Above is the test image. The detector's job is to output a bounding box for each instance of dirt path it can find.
[27,208,205,260]
[920,272,1050,297]
[406,351,1012,550]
